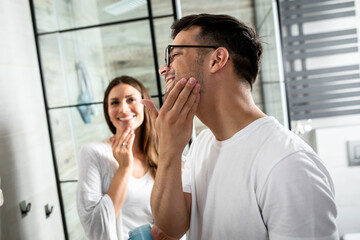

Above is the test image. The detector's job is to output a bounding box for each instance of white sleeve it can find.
[182,153,192,193]
[76,144,118,240]
[259,151,339,240]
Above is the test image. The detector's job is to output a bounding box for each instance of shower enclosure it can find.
[29,0,178,238]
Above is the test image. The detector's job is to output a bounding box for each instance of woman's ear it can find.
[209,47,229,73]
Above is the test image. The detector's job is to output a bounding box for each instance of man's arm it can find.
[142,77,200,238]
[151,162,192,238]
[151,193,191,240]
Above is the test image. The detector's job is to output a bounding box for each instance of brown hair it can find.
[103,75,158,178]
[171,13,263,88]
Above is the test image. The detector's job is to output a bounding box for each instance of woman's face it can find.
[107,84,144,132]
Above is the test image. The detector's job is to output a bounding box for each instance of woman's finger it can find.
[127,131,135,150]
[122,129,133,150]
[113,127,131,151]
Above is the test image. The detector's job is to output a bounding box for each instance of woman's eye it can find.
[110,101,119,105]
[128,98,137,103]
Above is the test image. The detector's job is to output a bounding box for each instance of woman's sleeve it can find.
[76,144,118,240]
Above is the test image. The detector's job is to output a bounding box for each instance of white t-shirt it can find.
[182,117,338,240]
[77,141,154,240]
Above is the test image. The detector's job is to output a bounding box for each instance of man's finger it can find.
[171,77,198,116]
[160,78,188,112]
[187,92,200,120]
[179,82,200,118]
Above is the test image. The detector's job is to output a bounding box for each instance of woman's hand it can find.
[111,127,135,170]
[107,127,135,216]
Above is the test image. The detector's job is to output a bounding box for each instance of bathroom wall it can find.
[0,0,64,239]
[297,115,360,237]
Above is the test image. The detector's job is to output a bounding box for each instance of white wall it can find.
[0,0,64,239]
[298,114,360,237]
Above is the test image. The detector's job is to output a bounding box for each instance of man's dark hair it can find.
[171,13,263,88]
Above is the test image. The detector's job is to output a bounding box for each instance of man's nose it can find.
[158,63,170,76]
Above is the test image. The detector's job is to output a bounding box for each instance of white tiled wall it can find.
[312,122,360,237]
[0,0,64,239]
[298,114,360,237]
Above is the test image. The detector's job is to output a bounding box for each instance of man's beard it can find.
[163,74,202,104]
[164,79,176,101]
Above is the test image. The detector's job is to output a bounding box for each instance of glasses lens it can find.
[165,46,170,66]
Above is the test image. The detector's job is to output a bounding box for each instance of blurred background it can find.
[0,0,359,239]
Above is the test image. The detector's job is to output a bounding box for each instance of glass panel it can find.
[98,0,149,26]
[33,0,58,33]
[100,20,158,97]
[61,182,86,240]
[40,20,158,108]
[262,82,285,125]
[256,8,281,84]
[154,17,174,94]
[254,0,272,25]
[180,0,254,23]
[49,108,76,181]
[49,104,112,181]
[39,28,108,108]
[151,0,173,17]
[255,2,286,125]
[34,0,149,33]
[38,34,68,108]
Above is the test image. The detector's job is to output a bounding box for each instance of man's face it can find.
[159,27,205,101]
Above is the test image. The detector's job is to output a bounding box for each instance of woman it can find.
[76,76,158,240]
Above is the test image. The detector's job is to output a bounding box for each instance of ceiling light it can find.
[104,0,147,16]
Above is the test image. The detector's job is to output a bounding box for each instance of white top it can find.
[77,141,154,240]
[182,117,338,240]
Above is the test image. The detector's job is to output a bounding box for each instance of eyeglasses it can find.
[165,44,219,67]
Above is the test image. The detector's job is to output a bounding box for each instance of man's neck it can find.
[197,77,266,141]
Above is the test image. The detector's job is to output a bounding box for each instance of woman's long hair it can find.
[103,75,158,178]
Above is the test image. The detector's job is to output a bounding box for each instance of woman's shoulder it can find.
[79,140,112,162]
[81,139,111,151]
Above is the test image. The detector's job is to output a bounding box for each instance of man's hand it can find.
[142,77,198,237]
[142,77,200,159]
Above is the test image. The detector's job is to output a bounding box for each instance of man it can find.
[142,14,338,240]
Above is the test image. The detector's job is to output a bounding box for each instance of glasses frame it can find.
[165,44,219,67]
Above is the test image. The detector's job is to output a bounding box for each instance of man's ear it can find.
[209,47,229,73]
